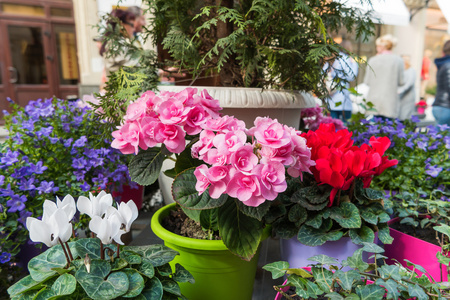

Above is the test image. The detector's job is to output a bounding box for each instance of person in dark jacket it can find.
[432,40,450,126]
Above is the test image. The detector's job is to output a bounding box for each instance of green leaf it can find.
[121,251,142,265]
[330,202,361,229]
[157,263,172,276]
[129,147,165,185]
[218,198,263,261]
[361,242,384,254]
[292,185,329,211]
[286,268,314,279]
[238,200,271,221]
[272,215,298,239]
[111,257,128,271]
[297,225,343,247]
[364,188,384,201]
[407,283,429,300]
[7,275,42,297]
[122,268,145,298]
[137,261,155,278]
[404,259,427,275]
[360,209,378,225]
[333,270,362,291]
[75,260,129,300]
[437,252,450,266]
[161,279,181,296]
[51,273,76,296]
[434,224,450,238]
[173,263,195,284]
[33,288,55,300]
[199,208,219,231]
[325,292,344,300]
[172,168,228,209]
[288,204,308,225]
[378,265,402,281]
[262,261,289,279]
[342,249,368,272]
[356,285,386,300]
[305,212,323,229]
[375,278,400,299]
[286,275,309,298]
[141,277,163,300]
[75,238,113,260]
[10,289,40,300]
[307,255,338,266]
[377,223,393,244]
[174,148,203,174]
[28,245,68,282]
[124,244,179,267]
[349,226,375,245]
[311,267,334,293]
[345,294,361,300]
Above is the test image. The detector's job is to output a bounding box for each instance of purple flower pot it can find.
[280,237,367,270]
[384,218,448,282]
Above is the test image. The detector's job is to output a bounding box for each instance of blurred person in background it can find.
[398,55,416,120]
[432,40,450,126]
[364,34,404,120]
[324,40,358,123]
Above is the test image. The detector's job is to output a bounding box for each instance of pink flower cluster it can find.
[192,116,315,207]
[111,88,222,154]
[301,104,346,131]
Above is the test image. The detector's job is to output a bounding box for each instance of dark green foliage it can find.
[146,0,375,96]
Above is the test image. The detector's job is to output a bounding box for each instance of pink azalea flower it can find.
[227,172,265,207]
[125,98,147,121]
[156,98,191,125]
[203,148,229,166]
[213,130,247,155]
[191,130,216,159]
[111,122,142,154]
[140,117,160,148]
[111,127,135,154]
[194,89,222,118]
[153,123,186,153]
[203,115,245,133]
[184,105,208,135]
[194,165,229,199]
[253,161,287,200]
[252,118,291,149]
[231,145,258,174]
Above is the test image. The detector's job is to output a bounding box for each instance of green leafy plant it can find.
[0,98,135,293]
[7,191,194,299]
[264,242,450,300]
[146,0,375,96]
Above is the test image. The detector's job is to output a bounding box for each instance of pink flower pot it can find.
[384,218,448,282]
[417,107,425,114]
[112,184,144,210]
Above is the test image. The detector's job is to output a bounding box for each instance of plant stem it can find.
[59,239,71,266]
[116,243,120,258]
[65,241,74,261]
[100,242,104,260]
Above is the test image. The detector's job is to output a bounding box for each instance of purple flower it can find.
[1,150,19,166]
[0,184,15,197]
[397,131,407,139]
[37,181,59,194]
[72,158,87,169]
[49,137,59,144]
[6,194,27,212]
[428,141,440,151]
[0,175,4,186]
[80,181,91,192]
[22,120,35,131]
[64,138,73,147]
[425,164,443,178]
[405,140,414,149]
[18,210,32,226]
[411,115,420,123]
[93,173,108,189]
[19,177,36,191]
[0,252,11,264]
[74,170,85,181]
[36,126,53,138]
[62,123,71,132]
[73,136,87,147]
[417,141,427,151]
[29,161,47,174]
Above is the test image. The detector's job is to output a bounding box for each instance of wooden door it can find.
[0,19,57,109]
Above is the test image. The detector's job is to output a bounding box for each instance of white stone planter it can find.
[156,86,316,204]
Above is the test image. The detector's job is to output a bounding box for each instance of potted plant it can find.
[349,116,450,282]
[7,190,193,299]
[0,98,135,292]
[264,242,450,299]
[111,86,397,299]
[416,99,428,115]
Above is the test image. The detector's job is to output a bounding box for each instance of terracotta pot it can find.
[384,217,448,282]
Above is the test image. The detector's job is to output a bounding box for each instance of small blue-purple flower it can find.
[29,161,48,174]
[19,177,36,191]
[64,138,73,147]
[1,150,19,166]
[73,136,87,147]
[72,157,87,169]
[18,210,32,226]
[417,141,427,151]
[80,181,91,192]
[425,164,443,178]
[0,252,11,264]
[37,181,59,194]
[6,194,27,212]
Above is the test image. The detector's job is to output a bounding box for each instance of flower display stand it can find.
[151,203,268,300]
[384,218,448,282]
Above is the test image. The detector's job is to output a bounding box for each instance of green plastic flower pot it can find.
[151,203,267,300]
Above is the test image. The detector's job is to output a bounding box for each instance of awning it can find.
[339,0,411,26]
[436,0,450,33]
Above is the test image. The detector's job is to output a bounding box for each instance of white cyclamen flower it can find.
[89,210,123,245]
[43,194,77,222]
[77,191,113,218]
[117,201,139,233]
[26,208,73,247]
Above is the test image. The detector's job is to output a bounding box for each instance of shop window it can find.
[0,3,45,17]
